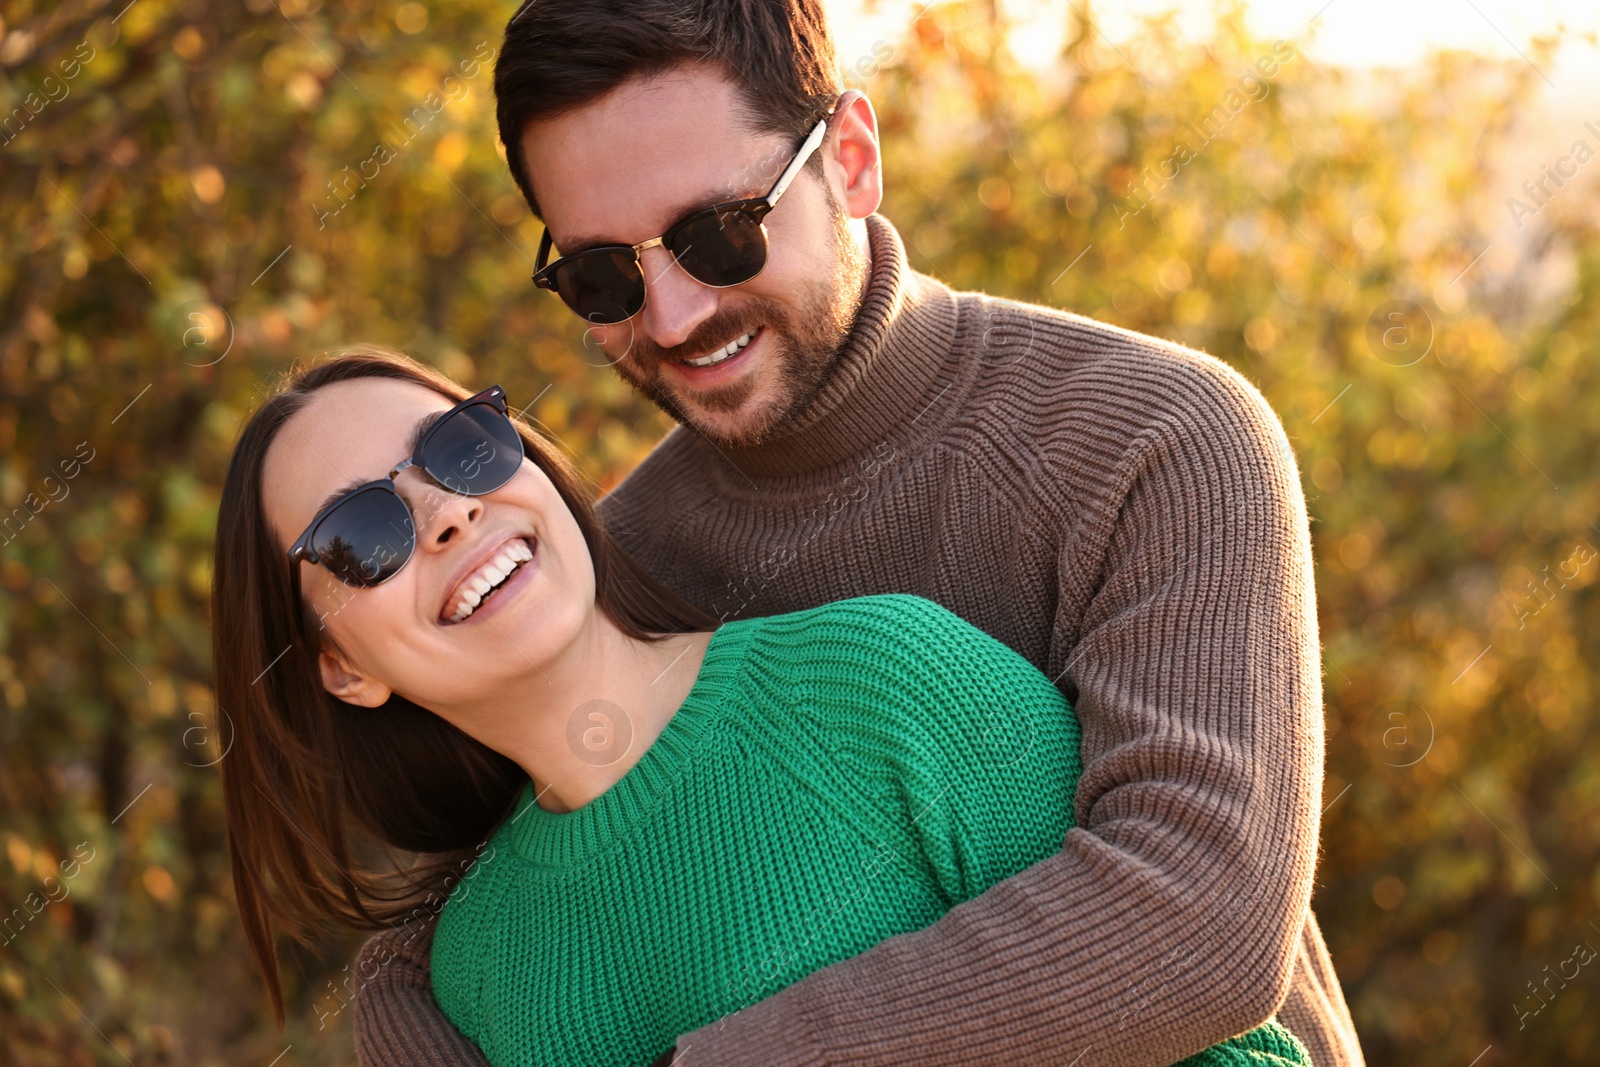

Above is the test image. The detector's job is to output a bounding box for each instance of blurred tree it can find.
[0,0,1595,1063]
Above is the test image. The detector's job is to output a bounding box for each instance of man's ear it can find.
[318,645,393,708]
[827,89,883,220]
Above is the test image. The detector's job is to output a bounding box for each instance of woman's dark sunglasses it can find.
[287,386,524,615]
[531,110,834,325]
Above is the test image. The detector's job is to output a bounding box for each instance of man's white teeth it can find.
[449,538,534,623]
[683,328,756,367]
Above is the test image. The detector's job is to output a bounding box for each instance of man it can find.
[352,2,1365,1064]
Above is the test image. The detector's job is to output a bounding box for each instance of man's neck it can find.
[710,212,964,479]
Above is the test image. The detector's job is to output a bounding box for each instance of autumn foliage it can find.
[1,1,1597,1063]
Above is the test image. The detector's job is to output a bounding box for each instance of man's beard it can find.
[610,194,868,448]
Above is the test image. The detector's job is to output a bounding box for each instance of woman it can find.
[213,347,1309,1066]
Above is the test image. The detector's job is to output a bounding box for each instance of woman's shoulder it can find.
[735,596,1076,804]
[733,594,1063,716]
[731,594,984,666]
[744,592,971,639]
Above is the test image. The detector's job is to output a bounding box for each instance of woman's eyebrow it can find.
[311,411,441,513]
[403,410,441,458]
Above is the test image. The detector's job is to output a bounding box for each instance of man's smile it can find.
[682,326,760,367]
[669,325,765,388]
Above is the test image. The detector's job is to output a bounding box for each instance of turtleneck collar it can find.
[710,212,965,481]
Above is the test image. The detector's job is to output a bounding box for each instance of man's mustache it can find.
[622,301,788,369]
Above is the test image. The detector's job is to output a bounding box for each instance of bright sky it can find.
[826,0,1599,271]
[828,0,1600,111]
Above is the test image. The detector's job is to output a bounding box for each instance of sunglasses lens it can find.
[552,249,645,325]
[671,207,768,287]
[425,403,525,495]
[311,487,415,588]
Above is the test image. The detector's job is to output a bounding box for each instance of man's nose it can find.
[636,244,719,351]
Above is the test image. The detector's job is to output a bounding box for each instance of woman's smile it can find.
[440,533,541,626]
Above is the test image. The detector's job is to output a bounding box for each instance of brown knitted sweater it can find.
[349,213,1364,1067]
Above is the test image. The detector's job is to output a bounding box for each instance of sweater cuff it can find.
[677,999,830,1067]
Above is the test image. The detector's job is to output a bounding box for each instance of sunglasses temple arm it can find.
[534,229,554,276]
[765,117,830,208]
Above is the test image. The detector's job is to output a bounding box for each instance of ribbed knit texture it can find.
[353,213,1364,1067]
[428,595,1308,1067]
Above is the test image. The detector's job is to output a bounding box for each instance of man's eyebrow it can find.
[311,412,440,513]
[553,189,752,255]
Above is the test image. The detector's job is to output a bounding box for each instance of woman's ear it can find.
[318,645,393,708]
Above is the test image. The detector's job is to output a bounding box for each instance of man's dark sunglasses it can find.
[530,108,835,325]
[286,386,524,623]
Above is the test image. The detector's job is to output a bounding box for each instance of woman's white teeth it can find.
[450,538,534,622]
[683,328,756,367]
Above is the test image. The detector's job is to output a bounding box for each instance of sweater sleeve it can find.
[353,916,491,1067]
[673,360,1323,1067]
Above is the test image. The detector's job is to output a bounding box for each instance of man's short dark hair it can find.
[494,0,843,218]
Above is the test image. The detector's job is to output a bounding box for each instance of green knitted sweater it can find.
[431,595,1310,1067]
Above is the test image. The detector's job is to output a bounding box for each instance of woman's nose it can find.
[400,472,485,550]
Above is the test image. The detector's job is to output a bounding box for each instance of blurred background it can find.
[2,0,1598,1063]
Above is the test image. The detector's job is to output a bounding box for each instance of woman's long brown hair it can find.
[212,345,715,1024]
